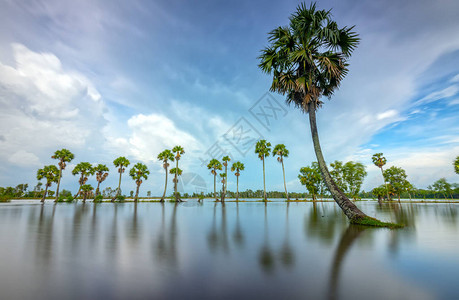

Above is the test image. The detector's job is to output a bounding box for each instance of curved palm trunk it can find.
[174,159,181,202]
[161,165,168,202]
[281,159,289,201]
[236,175,239,202]
[308,103,367,221]
[82,192,87,203]
[134,183,140,202]
[380,167,390,201]
[263,158,267,202]
[95,181,101,197]
[55,166,63,202]
[112,170,123,202]
[41,184,49,203]
[222,165,228,202]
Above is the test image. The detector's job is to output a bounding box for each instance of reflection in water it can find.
[328,225,367,300]
[259,205,275,274]
[1,201,458,300]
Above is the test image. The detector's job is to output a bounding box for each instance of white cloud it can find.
[448,98,459,106]
[8,150,41,167]
[377,109,398,120]
[416,85,459,105]
[107,113,200,164]
[450,73,459,83]
[0,44,107,168]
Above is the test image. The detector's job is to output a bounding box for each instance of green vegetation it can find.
[72,162,95,199]
[172,146,185,202]
[222,156,231,202]
[52,148,74,202]
[383,166,411,202]
[231,161,245,201]
[80,184,94,203]
[273,144,290,201]
[454,156,459,175]
[94,164,109,197]
[372,153,390,201]
[37,165,59,203]
[129,163,150,202]
[158,149,174,202]
[207,158,222,202]
[113,156,130,201]
[298,163,322,200]
[255,139,271,202]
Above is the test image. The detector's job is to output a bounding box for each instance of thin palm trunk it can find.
[174,159,180,202]
[41,184,49,203]
[135,184,140,202]
[263,158,267,202]
[95,181,101,197]
[222,165,227,202]
[161,165,168,202]
[214,174,218,202]
[236,175,239,202]
[281,159,289,201]
[380,168,390,201]
[308,102,367,221]
[55,167,63,202]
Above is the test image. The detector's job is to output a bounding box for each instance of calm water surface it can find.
[0,200,458,300]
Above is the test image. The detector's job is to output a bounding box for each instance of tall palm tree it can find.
[258,3,373,223]
[51,148,74,202]
[72,162,95,199]
[94,164,109,197]
[255,139,271,202]
[129,163,150,202]
[158,149,175,202]
[273,144,290,201]
[169,167,182,202]
[219,173,227,202]
[113,156,130,201]
[37,165,59,203]
[454,156,459,175]
[207,159,222,202]
[231,161,245,201]
[222,156,231,202]
[372,153,390,201]
[172,146,185,202]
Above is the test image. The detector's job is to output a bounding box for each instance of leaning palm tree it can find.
[112,156,130,201]
[231,161,245,201]
[94,164,109,197]
[222,156,231,202]
[129,163,150,202]
[172,146,185,202]
[372,153,390,201]
[51,148,74,202]
[273,144,290,201]
[158,149,175,202]
[255,139,271,202]
[207,159,223,202]
[72,162,95,199]
[169,167,183,202]
[37,165,59,203]
[258,3,389,225]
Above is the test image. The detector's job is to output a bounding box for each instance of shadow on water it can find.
[259,203,275,274]
[154,202,179,268]
[279,203,294,268]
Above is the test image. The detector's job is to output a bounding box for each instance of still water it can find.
[0,200,458,300]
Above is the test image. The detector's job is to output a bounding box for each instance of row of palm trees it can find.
[207,157,245,203]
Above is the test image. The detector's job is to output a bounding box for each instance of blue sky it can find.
[0,0,458,196]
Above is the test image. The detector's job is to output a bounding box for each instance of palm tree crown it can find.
[158,150,174,167]
[255,140,272,160]
[113,156,130,173]
[231,161,245,175]
[372,153,387,169]
[258,2,359,112]
[52,149,74,170]
[72,162,95,185]
[129,163,150,183]
[37,165,59,187]
[273,144,289,162]
[172,146,185,160]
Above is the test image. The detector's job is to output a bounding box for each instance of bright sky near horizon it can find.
[0,0,458,196]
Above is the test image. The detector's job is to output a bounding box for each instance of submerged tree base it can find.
[350,215,403,228]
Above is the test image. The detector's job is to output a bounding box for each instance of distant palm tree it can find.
[372,153,390,201]
[37,165,59,203]
[80,184,94,203]
[207,159,223,202]
[258,3,371,222]
[454,156,459,175]
[172,146,185,202]
[129,163,150,202]
[112,156,130,201]
[51,148,74,202]
[219,173,227,202]
[94,164,109,197]
[222,156,231,202]
[273,144,290,201]
[169,167,183,202]
[231,161,245,201]
[158,149,175,202]
[255,140,271,202]
[72,162,95,199]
